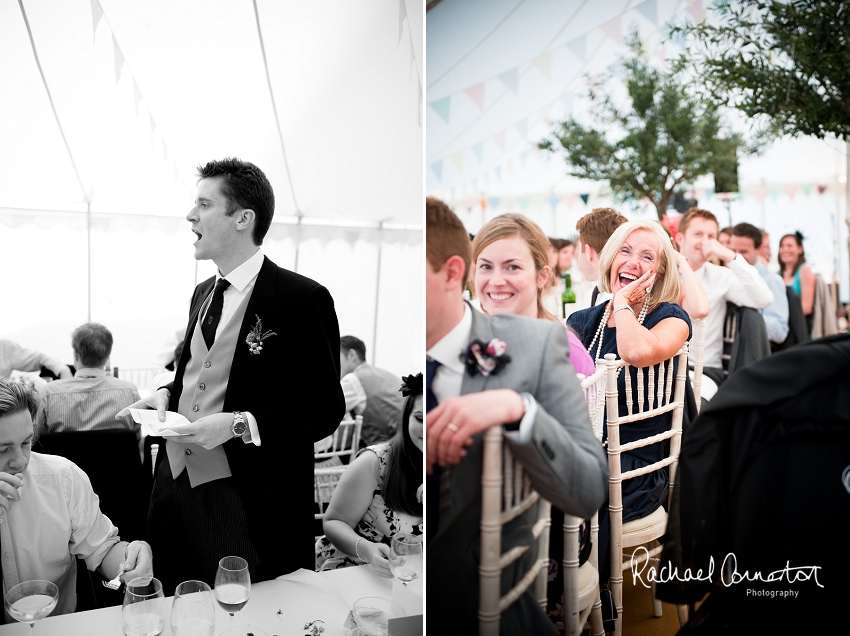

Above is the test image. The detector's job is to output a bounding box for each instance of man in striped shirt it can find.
[35,323,140,441]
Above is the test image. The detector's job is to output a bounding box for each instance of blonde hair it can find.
[597,220,681,307]
[471,213,555,321]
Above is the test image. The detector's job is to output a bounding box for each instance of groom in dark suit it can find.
[119,158,344,592]
[425,197,608,635]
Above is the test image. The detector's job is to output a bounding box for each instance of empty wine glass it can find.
[214,556,250,632]
[170,580,215,636]
[388,533,423,587]
[122,577,165,636]
[4,580,59,633]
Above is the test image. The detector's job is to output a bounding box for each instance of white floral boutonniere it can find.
[246,314,277,355]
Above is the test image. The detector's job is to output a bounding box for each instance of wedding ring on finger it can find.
[447,423,459,433]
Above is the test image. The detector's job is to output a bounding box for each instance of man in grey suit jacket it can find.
[425,197,608,635]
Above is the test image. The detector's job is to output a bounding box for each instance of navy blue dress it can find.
[568,301,692,581]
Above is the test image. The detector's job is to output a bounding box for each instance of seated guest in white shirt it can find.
[674,208,773,383]
[0,379,152,618]
[729,223,789,346]
[0,340,72,381]
[35,323,141,441]
[339,336,404,449]
[574,207,629,309]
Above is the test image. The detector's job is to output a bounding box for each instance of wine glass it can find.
[214,556,250,632]
[170,580,215,636]
[4,580,59,633]
[388,533,423,587]
[122,577,165,636]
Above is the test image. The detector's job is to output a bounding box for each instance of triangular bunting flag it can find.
[801,183,813,197]
[431,160,443,181]
[465,83,485,110]
[452,151,464,173]
[493,130,506,153]
[133,80,143,117]
[783,184,799,199]
[565,34,586,61]
[704,187,714,200]
[817,184,828,194]
[494,166,502,181]
[532,51,552,79]
[739,188,748,199]
[636,0,657,25]
[564,194,577,207]
[90,0,103,43]
[519,196,530,211]
[600,16,622,45]
[472,142,484,163]
[112,35,125,83]
[499,68,519,94]
[398,0,407,45]
[580,193,590,205]
[549,196,561,211]
[488,197,501,210]
[767,186,781,201]
[515,119,528,138]
[686,0,705,23]
[751,186,766,202]
[429,97,451,124]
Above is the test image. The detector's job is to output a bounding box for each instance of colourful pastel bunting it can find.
[817,184,828,194]
[687,0,705,23]
[472,142,484,163]
[636,0,657,25]
[580,193,590,205]
[488,197,501,210]
[429,97,451,124]
[565,34,586,62]
[452,151,464,172]
[465,83,485,110]
[493,130,506,153]
[751,186,766,202]
[784,184,799,199]
[601,16,622,45]
[519,196,530,211]
[704,187,714,200]
[494,166,502,181]
[533,51,552,79]
[768,186,780,201]
[499,68,519,94]
[549,196,561,211]
[564,194,577,207]
[801,184,813,197]
[431,160,443,181]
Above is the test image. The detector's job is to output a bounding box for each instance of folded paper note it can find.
[129,409,190,437]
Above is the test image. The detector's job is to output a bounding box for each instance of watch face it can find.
[233,422,247,435]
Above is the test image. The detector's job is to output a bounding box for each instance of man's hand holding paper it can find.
[116,387,170,422]
[125,409,191,437]
[163,413,235,450]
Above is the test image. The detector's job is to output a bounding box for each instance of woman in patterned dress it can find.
[316,373,423,575]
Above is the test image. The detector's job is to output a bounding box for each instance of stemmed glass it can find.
[214,556,250,633]
[121,577,165,636]
[170,580,215,636]
[388,533,423,587]
[4,580,59,633]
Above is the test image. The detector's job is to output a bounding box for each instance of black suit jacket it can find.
[169,255,345,577]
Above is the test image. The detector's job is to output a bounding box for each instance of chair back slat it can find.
[690,318,706,411]
[314,416,363,462]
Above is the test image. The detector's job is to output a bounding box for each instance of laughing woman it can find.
[566,220,691,600]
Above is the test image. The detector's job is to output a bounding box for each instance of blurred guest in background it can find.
[317,373,422,575]
[779,231,815,334]
[575,207,628,309]
[35,323,140,440]
[339,336,404,448]
[0,339,71,381]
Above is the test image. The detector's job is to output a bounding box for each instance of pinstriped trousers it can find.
[147,457,260,596]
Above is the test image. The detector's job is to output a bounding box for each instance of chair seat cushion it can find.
[576,562,599,603]
[622,505,667,547]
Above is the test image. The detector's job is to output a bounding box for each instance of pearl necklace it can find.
[588,296,651,370]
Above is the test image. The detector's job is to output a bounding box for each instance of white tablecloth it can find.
[0,565,421,636]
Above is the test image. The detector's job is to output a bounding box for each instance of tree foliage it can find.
[538,35,744,221]
[673,0,850,139]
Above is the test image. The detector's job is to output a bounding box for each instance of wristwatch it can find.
[231,411,247,438]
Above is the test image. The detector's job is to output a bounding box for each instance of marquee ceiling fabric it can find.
[1,0,423,228]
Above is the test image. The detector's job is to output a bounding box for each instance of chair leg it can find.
[650,557,662,617]
[677,603,689,626]
[589,597,604,636]
[610,573,623,636]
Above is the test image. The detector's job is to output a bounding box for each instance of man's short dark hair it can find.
[71,323,113,369]
[426,197,472,282]
[196,158,275,245]
[340,336,366,361]
[0,378,38,421]
[731,222,763,248]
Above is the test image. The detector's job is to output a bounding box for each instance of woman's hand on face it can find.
[613,269,656,308]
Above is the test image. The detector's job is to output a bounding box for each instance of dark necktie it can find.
[425,357,441,544]
[425,358,441,413]
[201,278,231,349]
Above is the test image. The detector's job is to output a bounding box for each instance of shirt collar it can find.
[427,303,472,375]
[219,249,264,292]
[74,368,105,378]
